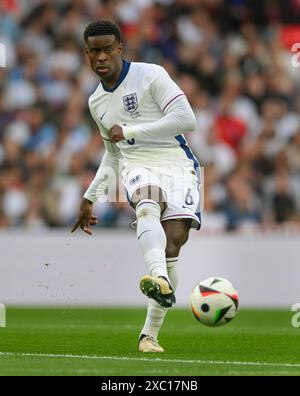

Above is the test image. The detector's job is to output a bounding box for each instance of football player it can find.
[71,20,201,353]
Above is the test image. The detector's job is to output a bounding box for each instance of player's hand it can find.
[70,198,98,235]
[108,124,125,143]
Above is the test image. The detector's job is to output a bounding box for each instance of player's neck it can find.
[101,59,123,89]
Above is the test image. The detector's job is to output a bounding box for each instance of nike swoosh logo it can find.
[137,230,151,240]
[100,112,106,120]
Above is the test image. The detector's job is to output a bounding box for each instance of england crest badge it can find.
[123,93,138,113]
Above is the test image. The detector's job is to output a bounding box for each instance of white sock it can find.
[166,257,178,291]
[136,199,169,281]
[140,257,179,339]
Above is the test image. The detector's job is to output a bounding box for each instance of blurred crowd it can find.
[1,0,300,233]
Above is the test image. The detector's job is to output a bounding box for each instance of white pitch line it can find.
[0,352,300,369]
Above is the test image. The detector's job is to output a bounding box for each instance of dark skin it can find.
[84,34,125,143]
[71,34,192,257]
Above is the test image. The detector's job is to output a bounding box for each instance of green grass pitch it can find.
[0,307,299,376]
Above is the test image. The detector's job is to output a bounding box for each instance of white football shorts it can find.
[121,165,201,230]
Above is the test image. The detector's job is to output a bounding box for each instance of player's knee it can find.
[165,231,189,257]
[132,186,166,213]
[173,230,189,247]
[136,199,161,219]
[166,243,180,258]
[180,232,189,246]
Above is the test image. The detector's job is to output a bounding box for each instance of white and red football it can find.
[190,277,239,327]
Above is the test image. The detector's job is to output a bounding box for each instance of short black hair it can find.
[84,20,122,43]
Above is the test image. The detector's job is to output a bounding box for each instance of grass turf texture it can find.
[0,307,299,376]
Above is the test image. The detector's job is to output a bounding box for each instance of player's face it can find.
[85,35,123,83]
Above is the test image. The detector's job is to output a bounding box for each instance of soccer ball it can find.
[190,277,239,327]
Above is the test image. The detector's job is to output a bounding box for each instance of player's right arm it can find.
[71,144,122,235]
[71,107,122,235]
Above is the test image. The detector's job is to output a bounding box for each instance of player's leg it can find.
[163,218,192,258]
[139,219,192,352]
[162,218,192,298]
[131,185,175,309]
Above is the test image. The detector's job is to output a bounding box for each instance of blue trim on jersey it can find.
[175,135,200,171]
[101,60,131,92]
[175,134,202,230]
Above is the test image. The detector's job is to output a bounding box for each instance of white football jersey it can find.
[88,61,199,170]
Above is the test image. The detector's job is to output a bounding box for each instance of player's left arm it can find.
[110,66,196,142]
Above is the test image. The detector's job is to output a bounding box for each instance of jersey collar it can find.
[101,60,131,93]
